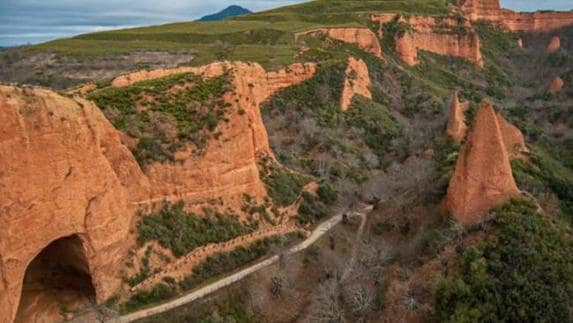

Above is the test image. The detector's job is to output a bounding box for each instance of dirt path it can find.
[109,205,372,323]
[131,223,299,293]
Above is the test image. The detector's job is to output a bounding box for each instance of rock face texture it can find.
[115,61,317,211]
[548,76,564,94]
[340,57,372,111]
[446,91,469,143]
[0,86,149,323]
[294,28,382,58]
[458,0,573,32]
[371,14,484,67]
[496,111,528,158]
[547,36,561,54]
[446,102,520,224]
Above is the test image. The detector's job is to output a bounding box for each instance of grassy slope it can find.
[23,0,450,66]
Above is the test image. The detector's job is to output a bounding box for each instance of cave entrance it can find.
[15,235,96,323]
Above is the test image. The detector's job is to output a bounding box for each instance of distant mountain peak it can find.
[197,5,252,22]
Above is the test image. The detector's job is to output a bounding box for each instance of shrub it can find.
[297,191,330,225]
[87,72,230,165]
[259,157,310,207]
[434,197,573,322]
[137,201,258,257]
[123,283,177,313]
[179,233,301,291]
[317,182,338,205]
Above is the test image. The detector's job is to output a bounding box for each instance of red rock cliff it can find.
[372,14,484,67]
[294,28,382,58]
[446,101,519,224]
[340,57,372,111]
[114,62,317,211]
[458,0,573,32]
[0,86,149,323]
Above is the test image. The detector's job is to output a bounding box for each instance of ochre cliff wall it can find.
[458,0,573,32]
[294,28,382,58]
[372,14,484,67]
[446,102,520,224]
[340,57,372,111]
[0,86,149,323]
[115,62,317,211]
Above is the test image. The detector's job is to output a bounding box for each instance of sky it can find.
[0,0,572,47]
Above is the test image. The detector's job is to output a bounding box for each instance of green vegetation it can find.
[137,201,258,257]
[122,233,301,313]
[126,246,153,287]
[122,283,178,313]
[435,138,460,197]
[179,233,302,291]
[264,62,346,127]
[297,182,338,225]
[434,197,573,322]
[512,147,573,223]
[87,72,231,165]
[346,96,401,158]
[259,156,311,207]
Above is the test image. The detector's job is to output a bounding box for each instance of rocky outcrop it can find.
[340,57,372,111]
[446,101,519,224]
[496,111,528,158]
[547,76,564,94]
[446,91,469,143]
[0,86,149,323]
[458,0,573,32]
[118,61,317,211]
[547,36,560,54]
[371,14,484,67]
[294,28,382,58]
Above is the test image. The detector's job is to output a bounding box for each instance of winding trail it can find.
[109,205,373,323]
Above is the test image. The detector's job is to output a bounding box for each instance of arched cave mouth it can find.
[15,235,96,322]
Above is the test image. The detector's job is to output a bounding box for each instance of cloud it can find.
[1,0,571,47]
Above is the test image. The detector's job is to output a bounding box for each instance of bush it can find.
[137,201,258,257]
[297,191,330,225]
[260,157,310,207]
[179,233,301,291]
[87,72,230,165]
[317,182,337,205]
[512,147,573,223]
[434,197,573,322]
[123,283,177,313]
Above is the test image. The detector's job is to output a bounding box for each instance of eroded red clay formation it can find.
[547,36,561,54]
[371,13,484,67]
[446,91,469,143]
[341,57,372,111]
[446,101,520,224]
[294,28,382,58]
[548,76,564,94]
[458,0,573,32]
[0,86,149,323]
[115,61,317,212]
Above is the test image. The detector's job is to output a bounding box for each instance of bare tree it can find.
[307,279,346,323]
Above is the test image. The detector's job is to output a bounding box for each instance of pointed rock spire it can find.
[340,57,372,111]
[547,76,564,94]
[446,101,519,224]
[547,36,560,54]
[446,91,469,143]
